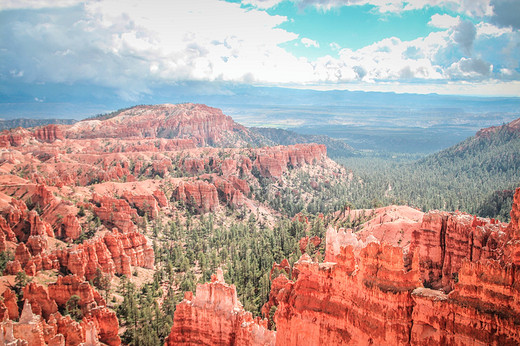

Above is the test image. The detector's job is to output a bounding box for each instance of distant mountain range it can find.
[0,118,76,131]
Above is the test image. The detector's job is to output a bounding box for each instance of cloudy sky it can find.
[1,0,519,103]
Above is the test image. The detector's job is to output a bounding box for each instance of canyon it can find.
[0,103,338,344]
[0,103,517,344]
[168,189,520,345]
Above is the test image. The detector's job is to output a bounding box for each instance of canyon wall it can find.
[169,188,520,345]
[166,269,275,346]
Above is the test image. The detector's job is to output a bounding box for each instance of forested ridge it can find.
[334,120,520,221]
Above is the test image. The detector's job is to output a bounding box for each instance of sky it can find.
[1,0,520,106]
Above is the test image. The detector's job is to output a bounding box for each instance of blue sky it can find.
[1,0,519,104]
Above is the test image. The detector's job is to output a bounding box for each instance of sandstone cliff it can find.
[169,189,520,345]
[166,269,275,346]
[64,103,263,147]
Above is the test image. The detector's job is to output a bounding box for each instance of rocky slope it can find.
[165,269,275,345]
[169,188,520,345]
[66,103,268,147]
[0,103,345,344]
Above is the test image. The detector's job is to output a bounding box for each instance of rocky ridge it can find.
[165,268,275,345]
[0,103,342,344]
[169,188,520,345]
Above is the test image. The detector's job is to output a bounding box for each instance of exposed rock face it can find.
[2,288,19,321]
[47,275,105,311]
[0,127,31,147]
[65,103,256,147]
[166,269,275,346]
[23,283,59,319]
[410,210,507,291]
[92,194,139,233]
[298,235,321,254]
[49,230,154,280]
[274,244,420,345]
[271,198,520,345]
[171,192,520,345]
[6,278,121,346]
[122,191,159,218]
[508,187,520,238]
[34,125,64,143]
[254,144,327,179]
[173,180,219,213]
[86,307,121,346]
[0,183,82,242]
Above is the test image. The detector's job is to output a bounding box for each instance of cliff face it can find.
[33,124,64,143]
[166,269,275,346]
[254,144,327,179]
[274,244,420,345]
[64,103,260,147]
[271,191,520,345]
[1,282,121,346]
[168,189,520,345]
[173,180,219,213]
[411,210,507,291]
[0,102,347,345]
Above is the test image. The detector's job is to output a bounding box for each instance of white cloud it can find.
[330,42,341,51]
[476,22,512,37]
[447,57,493,78]
[296,0,493,16]
[301,37,319,48]
[0,0,82,10]
[242,0,284,9]
[0,0,518,97]
[452,20,476,54]
[0,0,317,96]
[428,14,460,29]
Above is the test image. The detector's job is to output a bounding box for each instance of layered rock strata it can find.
[170,188,520,345]
[166,269,275,346]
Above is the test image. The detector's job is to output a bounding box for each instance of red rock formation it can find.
[15,242,31,267]
[507,187,520,238]
[173,180,219,213]
[92,194,139,233]
[47,275,104,311]
[20,278,122,344]
[2,288,19,321]
[166,269,275,345]
[269,199,520,345]
[220,158,237,176]
[273,243,419,345]
[228,175,250,195]
[410,210,508,291]
[152,158,172,177]
[86,307,121,346]
[28,210,53,238]
[33,124,64,143]
[59,214,81,240]
[298,235,321,254]
[48,230,153,280]
[476,117,520,138]
[65,103,252,147]
[27,235,48,256]
[254,144,326,178]
[152,189,168,208]
[122,191,159,218]
[0,127,31,147]
[23,282,59,319]
[52,313,83,345]
[211,176,246,208]
[183,157,208,174]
